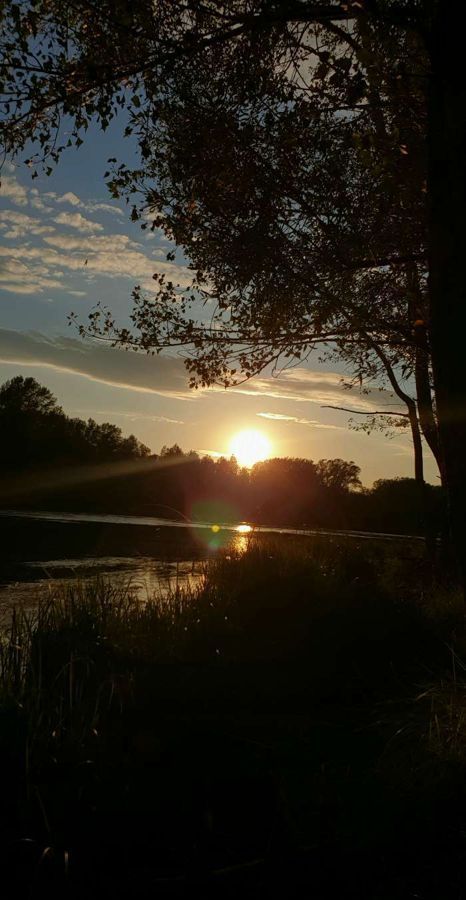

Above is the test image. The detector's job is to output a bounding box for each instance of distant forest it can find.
[0,376,443,535]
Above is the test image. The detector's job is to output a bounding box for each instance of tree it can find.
[84,419,151,461]
[315,459,362,493]
[85,9,439,487]
[250,457,320,525]
[0,376,151,467]
[1,2,464,576]
[427,3,466,582]
[366,477,443,538]
[248,456,361,526]
[82,8,437,485]
[0,376,63,467]
[0,376,60,417]
[159,443,185,458]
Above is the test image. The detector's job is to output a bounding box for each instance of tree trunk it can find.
[366,336,440,554]
[407,399,424,485]
[405,264,444,480]
[367,338,424,481]
[413,323,443,477]
[427,2,466,585]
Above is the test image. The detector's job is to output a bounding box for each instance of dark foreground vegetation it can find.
[0,376,443,536]
[1,536,466,899]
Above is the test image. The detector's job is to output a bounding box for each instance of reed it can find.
[1,538,465,898]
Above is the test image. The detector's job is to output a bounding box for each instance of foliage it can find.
[76,12,428,394]
[1,4,432,416]
[315,458,362,491]
[0,376,150,467]
[0,3,443,495]
[0,375,59,416]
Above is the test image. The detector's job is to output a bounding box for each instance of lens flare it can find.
[190,499,240,552]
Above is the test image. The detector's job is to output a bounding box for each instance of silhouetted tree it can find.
[0,376,60,417]
[0,376,150,469]
[365,477,442,537]
[160,444,185,458]
[315,459,362,493]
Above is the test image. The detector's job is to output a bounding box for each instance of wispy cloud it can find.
[198,449,224,458]
[43,233,137,252]
[1,168,122,219]
[29,188,52,212]
[233,368,398,412]
[55,191,81,207]
[0,234,190,292]
[0,210,55,239]
[0,173,183,296]
[88,201,124,217]
[47,189,123,217]
[257,412,343,430]
[70,408,185,425]
[53,211,104,234]
[0,257,63,295]
[0,172,28,206]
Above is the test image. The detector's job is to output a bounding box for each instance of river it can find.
[0,509,424,617]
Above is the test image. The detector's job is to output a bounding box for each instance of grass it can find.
[1,535,466,898]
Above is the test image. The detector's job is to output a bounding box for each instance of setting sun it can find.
[229,429,271,468]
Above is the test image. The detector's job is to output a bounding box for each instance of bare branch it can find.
[321,405,410,417]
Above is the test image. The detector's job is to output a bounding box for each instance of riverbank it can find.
[1,537,464,898]
[0,507,429,567]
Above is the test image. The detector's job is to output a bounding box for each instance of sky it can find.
[0,121,439,486]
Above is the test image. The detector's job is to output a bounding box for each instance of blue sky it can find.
[0,122,438,485]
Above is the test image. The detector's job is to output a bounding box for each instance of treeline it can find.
[93,450,441,536]
[0,376,150,468]
[0,377,443,535]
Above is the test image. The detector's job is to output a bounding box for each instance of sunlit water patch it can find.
[0,518,258,619]
[0,509,423,621]
[0,556,206,619]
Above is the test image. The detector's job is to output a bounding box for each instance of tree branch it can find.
[321,405,409,417]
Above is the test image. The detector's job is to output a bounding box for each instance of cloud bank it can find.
[0,331,402,419]
[0,329,193,399]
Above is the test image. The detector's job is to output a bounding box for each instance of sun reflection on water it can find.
[236,524,252,534]
[233,523,253,554]
[191,521,254,554]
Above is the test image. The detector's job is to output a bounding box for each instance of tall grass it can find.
[1,537,466,897]
[0,534,461,711]
[0,537,460,772]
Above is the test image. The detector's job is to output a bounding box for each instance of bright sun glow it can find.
[229,429,271,468]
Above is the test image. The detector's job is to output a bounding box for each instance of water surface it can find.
[0,509,423,617]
